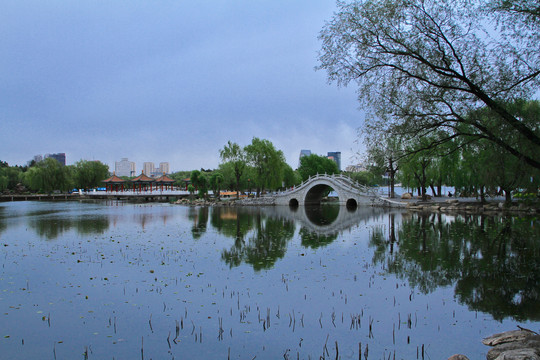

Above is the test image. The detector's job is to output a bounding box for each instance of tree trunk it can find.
[480,186,486,204]
[504,189,512,204]
[235,176,240,199]
[429,184,437,198]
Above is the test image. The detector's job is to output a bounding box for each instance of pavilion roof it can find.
[155,174,175,183]
[132,172,154,182]
[102,174,126,183]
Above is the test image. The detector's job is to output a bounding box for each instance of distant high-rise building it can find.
[45,153,66,166]
[143,162,155,176]
[115,158,136,177]
[158,162,170,175]
[33,154,43,163]
[298,149,311,168]
[327,151,342,171]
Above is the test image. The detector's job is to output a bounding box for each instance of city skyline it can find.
[0,1,364,171]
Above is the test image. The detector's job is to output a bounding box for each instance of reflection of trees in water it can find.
[0,207,6,238]
[188,207,209,239]
[299,228,338,249]
[29,216,110,240]
[370,213,540,321]
[221,209,295,271]
[210,207,254,244]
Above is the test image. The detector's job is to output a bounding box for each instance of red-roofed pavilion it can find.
[102,174,126,192]
[155,174,175,192]
[132,172,155,193]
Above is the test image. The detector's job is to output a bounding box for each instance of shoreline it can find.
[173,195,540,215]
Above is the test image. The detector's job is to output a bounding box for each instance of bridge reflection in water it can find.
[265,204,395,236]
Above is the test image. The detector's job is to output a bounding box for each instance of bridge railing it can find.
[275,173,378,197]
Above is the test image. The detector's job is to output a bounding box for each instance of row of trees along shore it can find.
[0,137,339,198]
[0,129,537,205]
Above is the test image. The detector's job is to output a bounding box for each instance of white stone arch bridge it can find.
[274,174,381,207]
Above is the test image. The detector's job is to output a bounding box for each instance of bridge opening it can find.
[346,198,357,209]
[304,184,338,206]
[289,198,299,207]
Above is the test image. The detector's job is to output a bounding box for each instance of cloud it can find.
[0,1,365,171]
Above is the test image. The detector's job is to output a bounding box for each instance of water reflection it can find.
[2,201,539,323]
[28,216,110,239]
[304,204,339,225]
[217,208,295,271]
[210,207,254,242]
[188,207,209,239]
[0,206,6,238]
[370,213,540,321]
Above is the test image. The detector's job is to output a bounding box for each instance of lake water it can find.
[0,200,538,359]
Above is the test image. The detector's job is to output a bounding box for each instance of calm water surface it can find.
[0,201,538,359]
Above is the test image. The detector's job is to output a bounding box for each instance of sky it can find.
[0,0,365,172]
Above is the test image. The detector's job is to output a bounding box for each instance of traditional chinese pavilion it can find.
[102,173,126,192]
[131,172,154,192]
[154,174,175,192]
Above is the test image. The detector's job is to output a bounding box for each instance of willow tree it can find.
[318,0,540,169]
[73,160,109,190]
[244,137,286,197]
[24,158,71,193]
[219,141,246,199]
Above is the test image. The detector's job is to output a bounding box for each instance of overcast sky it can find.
[1,0,365,172]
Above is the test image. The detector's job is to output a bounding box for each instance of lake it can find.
[0,200,538,359]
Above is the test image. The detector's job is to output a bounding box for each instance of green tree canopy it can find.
[297,154,339,181]
[23,158,71,193]
[244,137,286,197]
[73,160,109,190]
[209,172,224,199]
[220,141,246,199]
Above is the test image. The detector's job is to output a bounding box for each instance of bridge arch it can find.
[289,198,299,207]
[274,174,378,207]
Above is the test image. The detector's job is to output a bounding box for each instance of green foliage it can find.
[0,173,8,191]
[282,164,301,188]
[190,170,208,199]
[244,137,286,196]
[73,160,109,190]
[345,171,379,186]
[297,154,339,181]
[397,137,439,200]
[220,141,246,198]
[0,166,23,191]
[23,158,71,193]
[209,172,224,199]
[197,173,208,199]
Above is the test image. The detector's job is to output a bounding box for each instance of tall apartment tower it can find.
[115,158,136,177]
[158,162,170,175]
[143,162,155,176]
[327,151,342,171]
[45,153,66,166]
[298,149,311,168]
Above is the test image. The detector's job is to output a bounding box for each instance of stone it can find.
[401,192,413,199]
[492,348,540,360]
[447,354,470,360]
[483,330,537,347]
[487,337,540,360]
